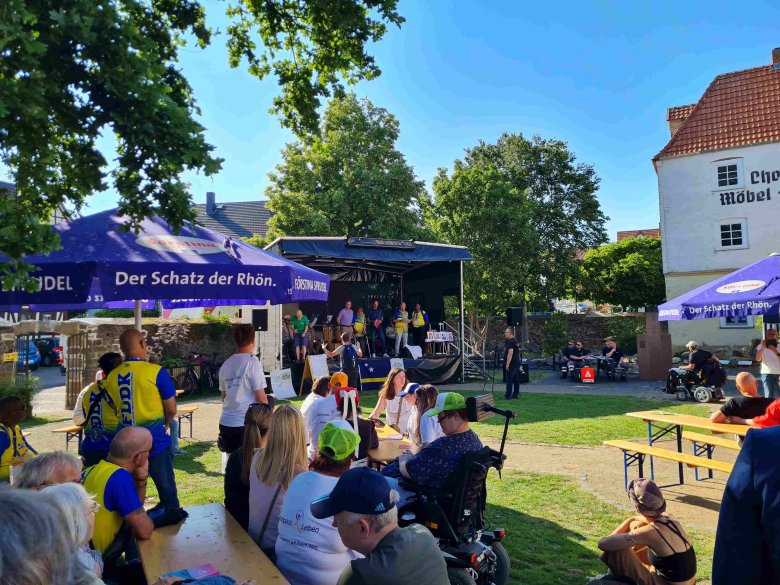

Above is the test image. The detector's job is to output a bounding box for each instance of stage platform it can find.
[289,354,461,394]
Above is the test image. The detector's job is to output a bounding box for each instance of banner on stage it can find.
[426,331,454,342]
[270,368,296,399]
[360,358,393,392]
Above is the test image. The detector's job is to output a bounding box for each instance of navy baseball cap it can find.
[398,383,420,397]
[310,467,395,519]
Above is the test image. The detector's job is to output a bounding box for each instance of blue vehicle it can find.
[16,339,41,370]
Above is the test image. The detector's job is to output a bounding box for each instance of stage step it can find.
[463,354,491,381]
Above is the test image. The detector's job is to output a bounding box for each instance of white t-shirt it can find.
[384,394,412,432]
[275,471,361,585]
[248,450,292,550]
[305,395,339,460]
[300,392,323,418]
[420,407,445,444]
[760,345,780,375]
[219,353,267,427]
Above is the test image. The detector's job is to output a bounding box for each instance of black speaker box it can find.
[507,307,523,326]
[252,309,269,331]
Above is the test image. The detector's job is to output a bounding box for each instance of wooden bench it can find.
[605,439,733,490]
[52,425,83,452]
[682,431,740,480]
[175,406,198,439]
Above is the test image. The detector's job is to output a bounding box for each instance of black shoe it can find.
[511,394,520,399]
[503,395,511,400]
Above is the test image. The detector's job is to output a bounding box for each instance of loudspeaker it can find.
[507,307,523,327]
[518,360,530,383]
[252,309,269,331]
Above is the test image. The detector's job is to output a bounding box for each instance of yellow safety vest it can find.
[0,423,34,482]
[353,317,366,336]
[412,311,427,327]
[82,460,126,554]
[81,380,119,455]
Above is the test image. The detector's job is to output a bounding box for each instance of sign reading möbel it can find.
[715,280,766,294]
[136,235,223,254]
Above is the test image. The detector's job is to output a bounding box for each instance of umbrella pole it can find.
[134,300,142,332]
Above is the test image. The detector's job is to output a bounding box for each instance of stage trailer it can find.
[261,236,473,385]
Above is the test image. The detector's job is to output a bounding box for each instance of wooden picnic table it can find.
[137,503,288,584]
[368,439,414,467]
[625,410,750,484]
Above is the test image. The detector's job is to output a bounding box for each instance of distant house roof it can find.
[194,200,272,239]
[655,57,780,161]
[617,229,660,241]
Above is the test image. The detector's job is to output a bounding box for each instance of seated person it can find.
[598,479,696,585]
[566,341,589,376]
[311,467,449,585]
[81,426,154,558]
[382,392,482,502]
[678,341,709,374]
[601,338,626,374]
[0,395,37,482]
[13,450,83,489]
[711,372,773,424]
[334,386,378,461]
[560,341,574,377]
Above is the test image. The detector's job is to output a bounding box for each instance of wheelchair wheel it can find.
[447,568,477,585]
[675,386,689,401]
[490,542,511,585]
[693,386,712,403]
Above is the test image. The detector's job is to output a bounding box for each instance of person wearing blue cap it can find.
[311,467,448,585]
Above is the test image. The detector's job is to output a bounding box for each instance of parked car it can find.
[36,337,63,367]
[16,339,41,370]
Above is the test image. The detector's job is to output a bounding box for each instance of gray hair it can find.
[344,489,400,532]
[0,488,81,584]
[41,483,95,547]
[13,451,82,489]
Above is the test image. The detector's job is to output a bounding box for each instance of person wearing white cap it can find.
[678,341,709,373]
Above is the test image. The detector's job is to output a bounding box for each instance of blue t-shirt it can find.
[368,308,384,327]
[0,430,10,454]
[104,467,143,517]
[384,429,483,488]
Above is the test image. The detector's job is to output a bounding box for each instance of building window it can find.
[720,315,754,329]
[711,158,744,190]
[720,222,744,247]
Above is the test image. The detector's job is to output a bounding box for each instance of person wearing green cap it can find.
[381,392,482,505]
[275,420,361,585]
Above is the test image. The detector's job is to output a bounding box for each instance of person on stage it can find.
[393,302,410,357]
[353,307,369,357]
[291,309,310,362]
[368,300,387,357]
[337,300,354,338]
[410,303,429,349]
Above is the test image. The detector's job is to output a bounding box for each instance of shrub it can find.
[542,312,569,357]
[201,312,233,341]
[94,307,160,318]
[0,376,39,419]
[606,316,645,355]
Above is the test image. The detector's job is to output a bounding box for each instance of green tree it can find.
[427,133,608,333]
[1,0,403,290]
[578,236,665,309]
[265,94,428,239]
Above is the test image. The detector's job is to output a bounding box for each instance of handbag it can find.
[257,484,283,547]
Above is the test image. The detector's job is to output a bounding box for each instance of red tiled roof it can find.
[666,104,695,121]
[617,229,660,241]
[655,65,780,161]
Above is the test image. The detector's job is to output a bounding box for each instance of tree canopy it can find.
[578,236,665,309]
[0,0,403,290]
[264,93,428,240]
[426,133,608,318]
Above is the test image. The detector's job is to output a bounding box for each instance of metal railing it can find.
[439,321,491,380]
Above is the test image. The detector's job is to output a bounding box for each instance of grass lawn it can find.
[153,443,713,585]
[281,392,712,446]
[20,415,67,428]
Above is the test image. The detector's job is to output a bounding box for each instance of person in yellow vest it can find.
[393,302,410,357]
[0,395,37,483]
[410,303,430,349]
[78,352,123,467]
[82,426,154,557]
[353,306,369,357]
[103,329,180,513]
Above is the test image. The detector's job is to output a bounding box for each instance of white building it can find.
[654,48,780,349]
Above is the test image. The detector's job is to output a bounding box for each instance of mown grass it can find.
[20,415,68,428]
[282,391,712,446]
[149,443,713,585]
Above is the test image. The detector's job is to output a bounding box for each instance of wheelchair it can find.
[398,395,515,585]
[664,367,725,403]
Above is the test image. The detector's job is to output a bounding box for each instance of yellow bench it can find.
[52,424,84,452]
[175,406,199,439]
[604,439,733,490]
[682,431,740,480]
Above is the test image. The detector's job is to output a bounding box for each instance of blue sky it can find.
[77,1,780,237]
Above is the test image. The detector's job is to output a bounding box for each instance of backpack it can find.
[342,344,359,371]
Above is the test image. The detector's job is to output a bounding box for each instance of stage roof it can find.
[266,236,472,277]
